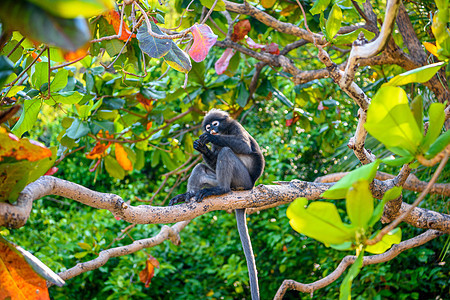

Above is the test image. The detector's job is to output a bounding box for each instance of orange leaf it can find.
[0,129,52,162]
[0,240,49,300]
[86,142,110,160]
[139,256,160,288]
[136,93,153,112]
[231,20,251,42]
[103,10,136,41]
[115,143,133,171]
[423,42,438,57]
[62,45,89,62]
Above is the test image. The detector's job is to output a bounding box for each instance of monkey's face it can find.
[204,120,221,135]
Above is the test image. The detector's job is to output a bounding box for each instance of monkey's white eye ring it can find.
[212,121,219,126]
[205,124,211,131]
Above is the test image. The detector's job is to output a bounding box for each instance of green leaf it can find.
[333,28,376,45]
[137,23,172,59]
[11,99,41,137]
[50,69,69,92]
[384,62,445,87]
[325,4,342,40]
[339,250,364,300]
[66,118,90,139]
[425,130,450,159]
[51,91,83,105]
[189,61,205,85]
[369,187,402,227]
[31,62,49,91]
[163,43,192,73]
[365,228,402,254]
[236,82,249,107]
[410,95,423,135]
[104,155,125,180]
[346,180,373,229]
[422,103,445,152]
[0,56,14,90]
[365,86,423,156]
[381,155,414,166]
[199,0,226,11]
[287,198,356,246]
[322,160,381,199]
[310,0,331,15]
[0,0,91,52]
[26,0,114,18]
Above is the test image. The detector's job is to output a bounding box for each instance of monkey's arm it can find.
[204,134,254,154]
[194,137,218,169]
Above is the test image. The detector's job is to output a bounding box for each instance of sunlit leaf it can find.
[322,160,381,199]
[384,62,445,87]
[163,44,192,73]
[365,228,402,254]
[199,0,226,11]
[310,0,331,15]
[365,86,422,156]
[425,130,450,159]
[188,24,218,63]
[339,250,364,300]
[261,0,277,8]
[325,4,342,40]
[51,91,83,105]
[334,28,376,45]
[369,187,402,227]
[11,99,41,138]
[0,0,91,52]
[346,180,373,229]
[422,103,445,152]
[50,69,68,92]
[0,128,52,162]
[287,198,356,246]
[27,0,114,18]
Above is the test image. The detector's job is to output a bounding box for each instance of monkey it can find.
[169,109,264,300]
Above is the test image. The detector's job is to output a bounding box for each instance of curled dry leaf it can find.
[188,24,218,62]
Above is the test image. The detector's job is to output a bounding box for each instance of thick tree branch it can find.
[273,229,443,299]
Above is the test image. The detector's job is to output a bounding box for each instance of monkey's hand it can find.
[169,192,194,205]
[198,132,211,144]
[193,137,208,153]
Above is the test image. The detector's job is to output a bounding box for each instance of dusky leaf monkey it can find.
[169,109,264,300]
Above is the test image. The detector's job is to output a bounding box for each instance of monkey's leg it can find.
[236,208,260,300]
[169,164,218,205]
[195,147,253,201]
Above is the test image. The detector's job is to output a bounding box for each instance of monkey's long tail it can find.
[235,208,260,300]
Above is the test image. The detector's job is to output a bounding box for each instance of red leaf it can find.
[246,37,279,55]
[188,24,218,62]
[136,93,154,111]
[265,43,280,55]
[231,20,251,42]
[215,48,236,75]
[103,10,136,41]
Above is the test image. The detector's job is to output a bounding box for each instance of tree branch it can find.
[273,229,443,298]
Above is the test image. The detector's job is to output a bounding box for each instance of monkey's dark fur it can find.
[169,109,264,300]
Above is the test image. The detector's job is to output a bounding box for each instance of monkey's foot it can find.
[168,191,196,206]
[194,187,228,202]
